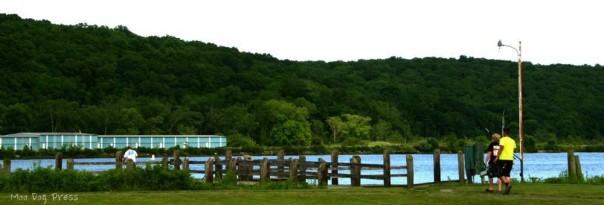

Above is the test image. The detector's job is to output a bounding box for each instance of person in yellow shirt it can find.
[495,128,516,195]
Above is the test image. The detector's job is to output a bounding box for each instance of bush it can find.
[583,144,604,152]
[341,137,363,146]
[414,141,432,153]
[310,144,328,154]
[99,163,196,191]
[544,140,560,152]
[214,171,239,189]
[370,146,385,154]
[0,163,201,192]
[524,135,537,152]
[542,171,584,184]
[586,175,604,185]
[3,165,99,192]
[16,145,35,158]
[283,145,310,155]
[444,139,466,153]
[391,144,417,153]
[0,147,15,159]
[239,146,264,154]
[227,133,258,147]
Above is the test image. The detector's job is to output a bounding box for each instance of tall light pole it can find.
[497,40,524,183]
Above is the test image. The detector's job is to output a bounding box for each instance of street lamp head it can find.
[497,40,503,48]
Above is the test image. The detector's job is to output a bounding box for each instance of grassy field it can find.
[1,183,602,205]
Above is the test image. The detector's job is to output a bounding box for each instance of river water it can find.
[4,152,602,185]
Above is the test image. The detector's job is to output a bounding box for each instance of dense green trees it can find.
[257,100,311,146]
[327,114,372,144]
[1,14,604,148]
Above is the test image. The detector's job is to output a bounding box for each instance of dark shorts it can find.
[498,160,514,177]
[487,161,501,178]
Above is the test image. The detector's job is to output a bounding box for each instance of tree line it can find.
[1,14,603,150]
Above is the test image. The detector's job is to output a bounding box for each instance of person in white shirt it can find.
[123,146,138,163]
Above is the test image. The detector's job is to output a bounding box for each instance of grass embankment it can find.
[1,183,602,205]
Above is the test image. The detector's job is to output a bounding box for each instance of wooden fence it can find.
[0,149,505,188]
[158,149,415,188]
[194,149,415,188]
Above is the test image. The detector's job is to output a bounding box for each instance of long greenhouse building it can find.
[0,132,227,150]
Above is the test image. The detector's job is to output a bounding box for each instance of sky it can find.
[2,0,603,66]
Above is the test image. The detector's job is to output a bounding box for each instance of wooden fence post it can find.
[227,157,237,173]
[245,156,254,181]
[406,154,414,189]
[331,150,339,185]
[458,151,465,183]
[317,158,328,186]
[277,150,285,178]
[205,157,214,183]
[350,156,361,187]
[214,155,223,179]
[224,150,234,175]
[575,155,583,179]
[173,150,181,170]
[567,149,576,178]
[67,158,74,170]
[55,152,63,170]
[434,149,441,184]
[225,150,233,161]
[383,150,391,187]
[115,151,123,170]
[298,155,307,183]
[183,157,190,173]
[2,159,11,174]
[289,159,299,180]
[260,157,270,182]
[237,157,245,180]
[162,154,168,169]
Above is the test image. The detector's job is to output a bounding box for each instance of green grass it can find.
[1,183,603,205]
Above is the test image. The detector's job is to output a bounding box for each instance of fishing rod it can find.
[501,110,505,135]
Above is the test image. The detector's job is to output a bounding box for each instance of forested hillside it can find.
[1,14,603,149]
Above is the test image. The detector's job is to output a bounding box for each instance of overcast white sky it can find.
[2,0,603,65]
